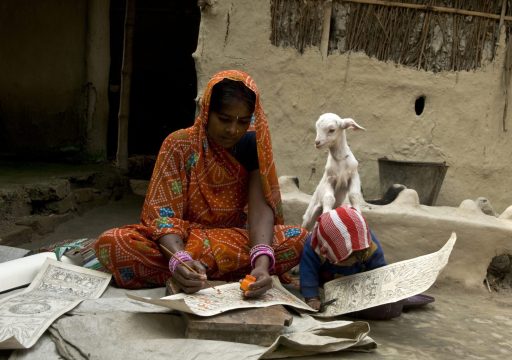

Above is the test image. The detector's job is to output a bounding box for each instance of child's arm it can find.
[300,236,322,302]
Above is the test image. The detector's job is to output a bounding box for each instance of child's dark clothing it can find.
[300,231,387,299]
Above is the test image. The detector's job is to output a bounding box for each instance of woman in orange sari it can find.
[94,70,308,296]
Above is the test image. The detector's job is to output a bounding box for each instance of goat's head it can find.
[314,113,365,149]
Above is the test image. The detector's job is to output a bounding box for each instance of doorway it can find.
[108,0,200,163]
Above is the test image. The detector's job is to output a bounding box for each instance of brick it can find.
[0,187,31,219]
[129,180,149,197]
[45,195,76,214]
[73,188,95,204]
[24,180,71,201]
[184,305,293,346]
[16,213,73,235]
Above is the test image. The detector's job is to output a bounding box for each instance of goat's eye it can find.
[328,129,335,133]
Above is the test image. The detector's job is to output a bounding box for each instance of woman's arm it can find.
[159,234,206,294]
[244,169,275,297]
[142,132,206,293]
[141,133,190,240]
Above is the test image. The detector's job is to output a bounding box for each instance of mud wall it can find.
[194,0,512,213]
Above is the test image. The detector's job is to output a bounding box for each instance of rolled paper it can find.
[0,252,76,293]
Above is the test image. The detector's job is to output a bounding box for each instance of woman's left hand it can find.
[244,266,272,298]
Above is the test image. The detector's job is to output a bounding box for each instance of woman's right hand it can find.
[171,260,207,294]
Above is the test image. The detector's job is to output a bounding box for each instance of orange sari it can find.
[94,70,308,288]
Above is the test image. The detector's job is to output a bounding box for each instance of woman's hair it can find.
[210,79,256,114]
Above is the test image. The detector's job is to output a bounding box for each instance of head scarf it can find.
[311,205,371,263]
[193,70,284,224]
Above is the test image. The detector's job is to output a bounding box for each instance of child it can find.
[300,205,387,310]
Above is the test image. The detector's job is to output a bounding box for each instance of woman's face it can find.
[207,100,253,149]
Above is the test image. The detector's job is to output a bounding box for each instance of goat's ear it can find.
[342,118,366,131]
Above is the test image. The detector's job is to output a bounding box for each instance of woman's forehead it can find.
[216,101,252,117]
[215,112,253,121]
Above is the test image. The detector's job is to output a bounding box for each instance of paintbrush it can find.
[159,245,221,293]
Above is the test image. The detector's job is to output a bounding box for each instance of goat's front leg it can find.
[302,204,322,230]
[321,187,336,213]
[302,192,323,229]
[347,172,364,212]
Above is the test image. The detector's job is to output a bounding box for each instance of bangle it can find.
[168,250,193,275]
[250,244,276,273]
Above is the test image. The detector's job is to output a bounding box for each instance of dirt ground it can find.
[16,192,144,251]
[0,192,510,359]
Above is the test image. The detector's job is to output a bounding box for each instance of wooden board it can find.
[183,305,293,346]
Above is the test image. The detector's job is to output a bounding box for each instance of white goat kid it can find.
[302,113,366,230]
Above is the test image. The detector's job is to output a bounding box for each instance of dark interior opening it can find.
[486,253,512,292]
[415,95,426,116]
[108,0,200,159]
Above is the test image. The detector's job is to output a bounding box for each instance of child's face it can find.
[332,248,370,265]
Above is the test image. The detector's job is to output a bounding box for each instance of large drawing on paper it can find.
[129,234,456,318]
[315,233,457,317]
[128,276,314,316]
[0,259,111,349]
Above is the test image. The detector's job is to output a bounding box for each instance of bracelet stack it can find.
[250,244,276,272]
[168,250,193,275]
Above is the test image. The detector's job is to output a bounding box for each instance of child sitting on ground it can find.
[300,205,387,311]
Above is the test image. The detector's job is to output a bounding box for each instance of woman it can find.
[94,70,308,297]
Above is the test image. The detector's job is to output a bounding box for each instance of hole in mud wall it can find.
[486,254,512,292]
[415,95,426,116]
[108,0,200,173]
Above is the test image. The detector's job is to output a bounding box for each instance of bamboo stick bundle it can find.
[270,0,507,72]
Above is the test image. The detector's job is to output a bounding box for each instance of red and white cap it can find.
[311,205,371,263]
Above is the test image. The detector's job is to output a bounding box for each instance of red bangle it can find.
[249,244,275,272]
[168,250,193,275]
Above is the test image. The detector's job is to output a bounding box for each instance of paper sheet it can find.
[0,258,111,349]
[0,252,77,293]
[315,232,457,317]
[128,276,314,316]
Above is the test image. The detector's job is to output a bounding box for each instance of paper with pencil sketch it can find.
[0,259,111,349]
[127,276,314,316]
[314,233,457,318]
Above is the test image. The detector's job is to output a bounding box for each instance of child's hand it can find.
[305,297,321,310]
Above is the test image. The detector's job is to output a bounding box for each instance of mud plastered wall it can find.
[194,0,512,213]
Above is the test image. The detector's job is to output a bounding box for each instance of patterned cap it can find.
[311,205,371,263]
